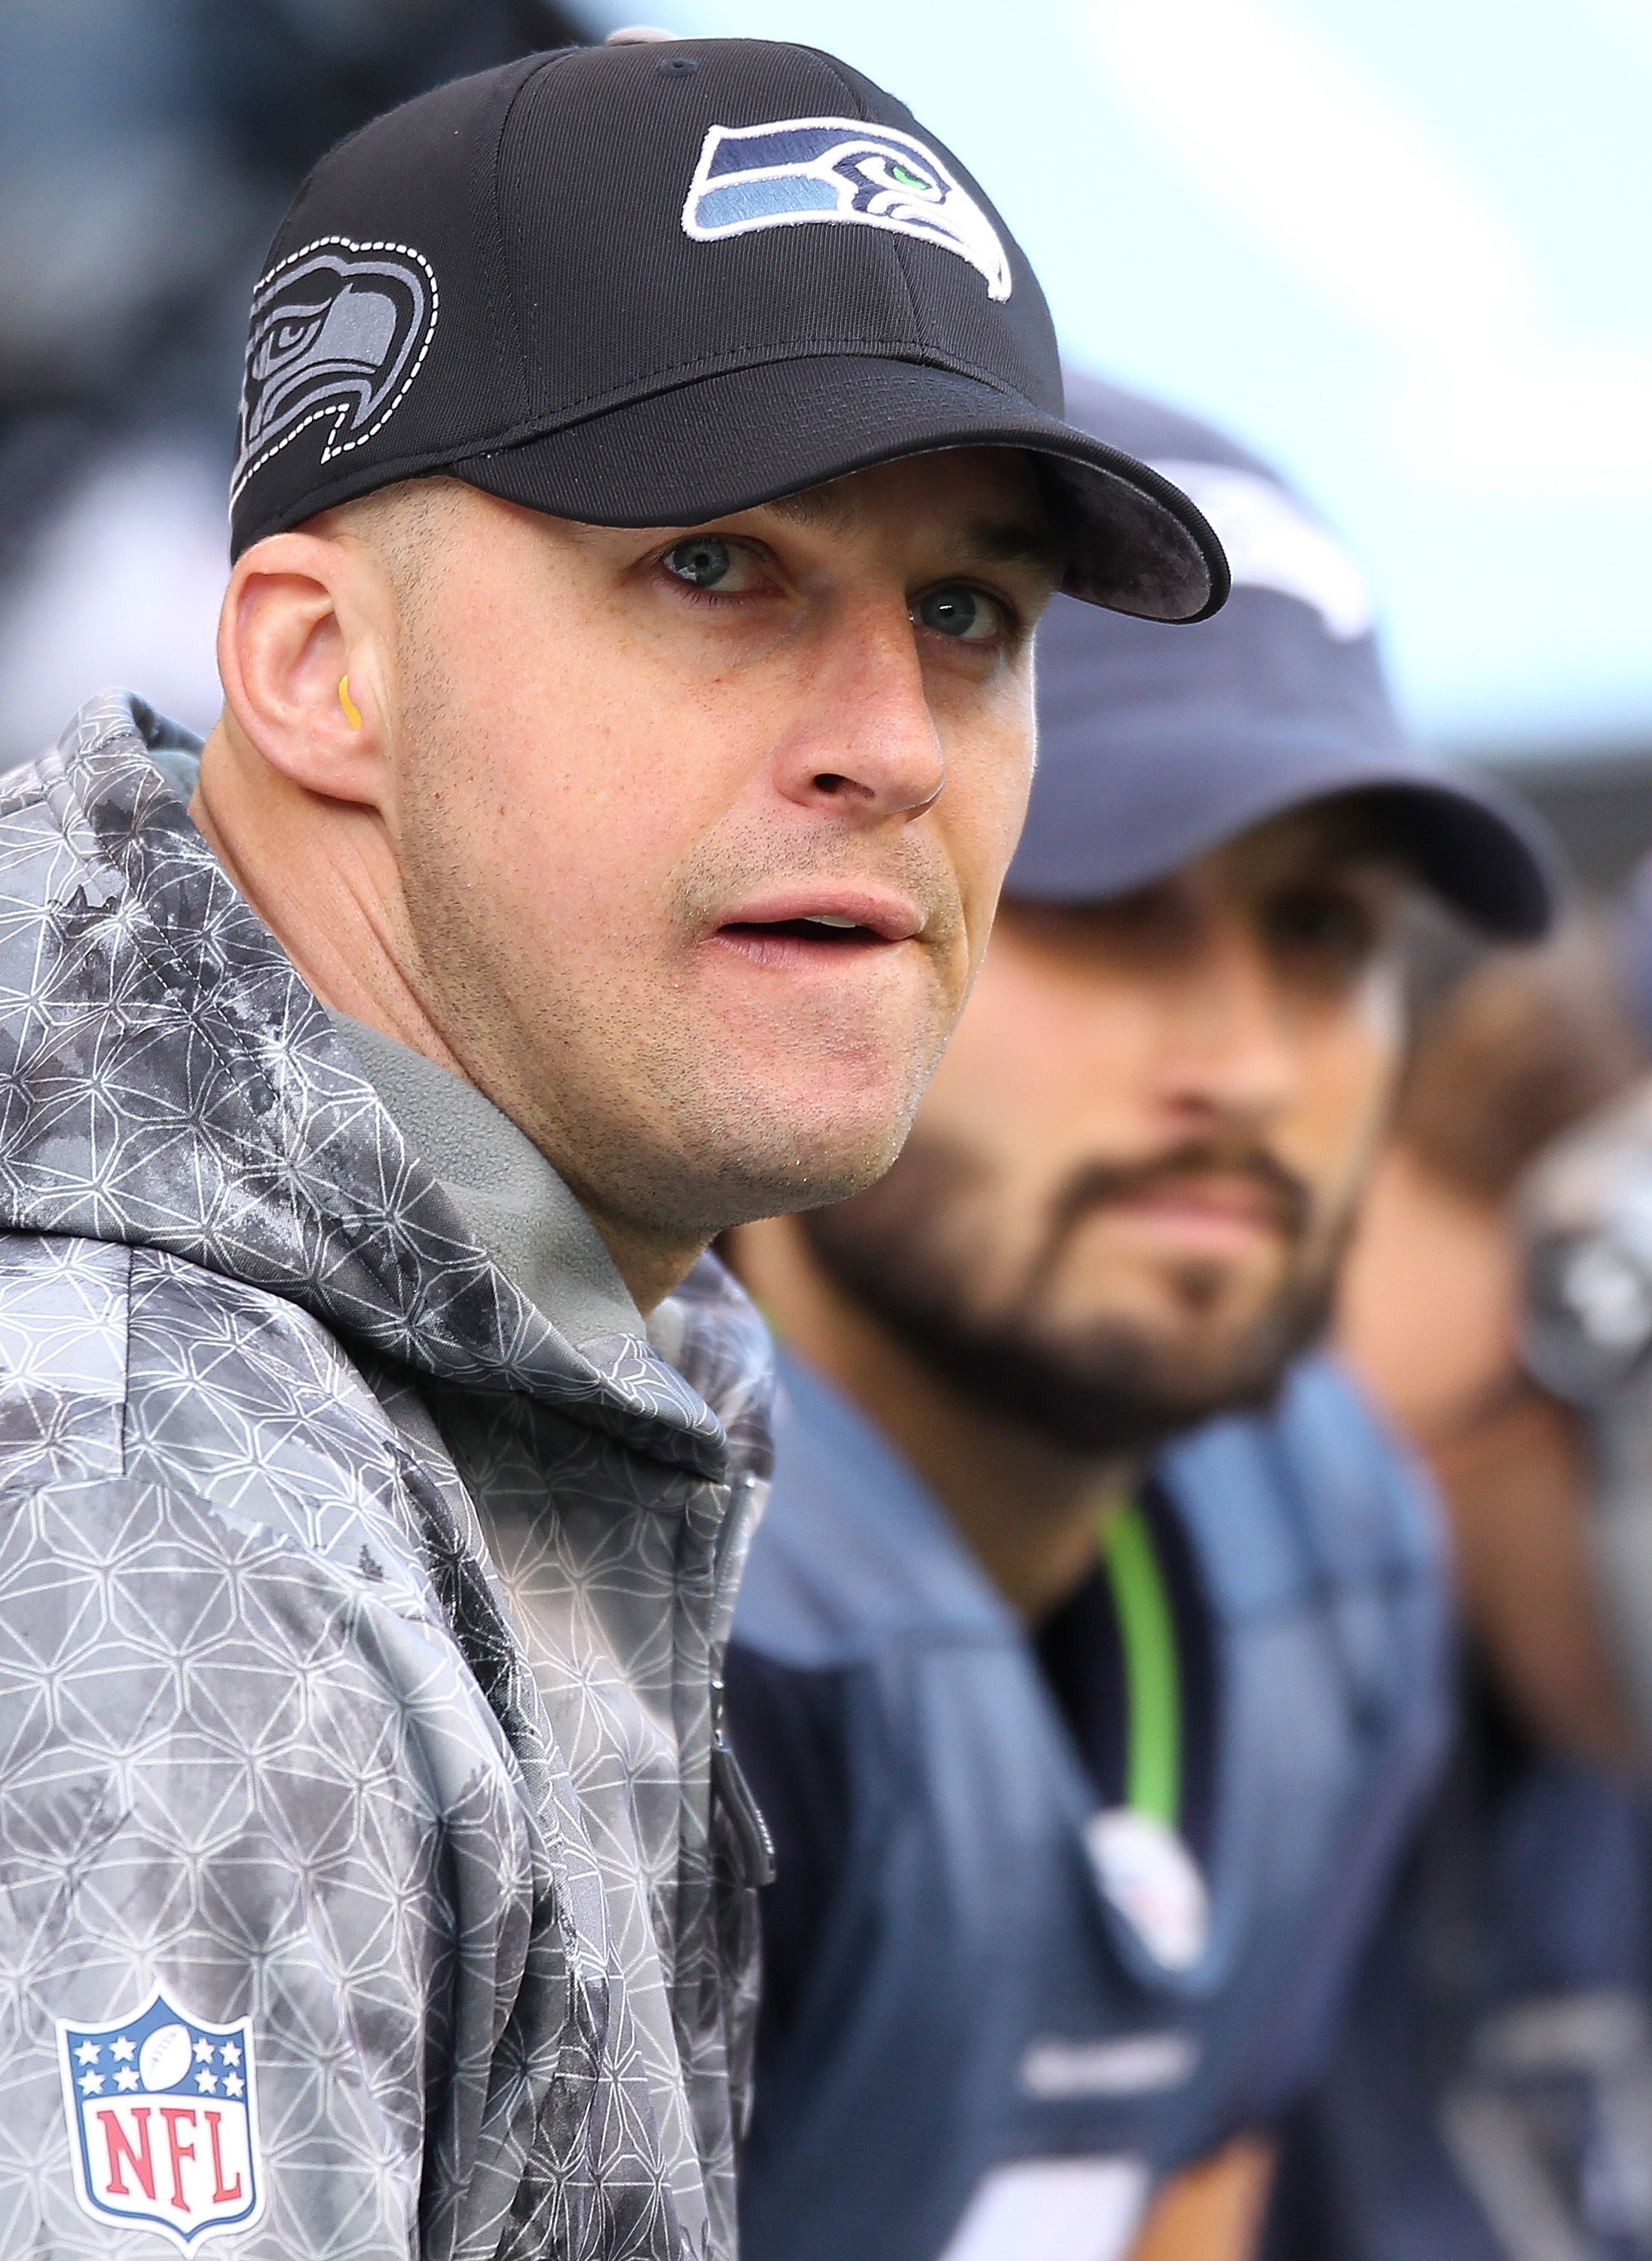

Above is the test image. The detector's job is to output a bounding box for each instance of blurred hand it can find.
[1126,2140,1276,2261]
[1340,1121,1643,1774]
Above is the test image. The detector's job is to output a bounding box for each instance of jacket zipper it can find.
[708,1470,776,1887]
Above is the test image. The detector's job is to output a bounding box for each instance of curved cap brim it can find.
[453,354,1229,624]
[1363,773,1561,940]
[1008,746,1561,942]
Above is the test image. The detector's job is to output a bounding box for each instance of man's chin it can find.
[1014,1263,1341,1449]
[1049,1255,1292,1342]
[646,1100,925,1241]
[735,1126,916,1225]
[929,1314,1320,1459]
[705,1057,938,1212]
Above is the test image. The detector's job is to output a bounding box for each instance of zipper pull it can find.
[710,1672,776,1888]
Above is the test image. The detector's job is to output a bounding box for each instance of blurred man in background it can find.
[724,376,1557,2261]
[1266,921,1652,2261]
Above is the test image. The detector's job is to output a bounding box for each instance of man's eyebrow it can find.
[766,485,855,530]
[956,516,1066,573]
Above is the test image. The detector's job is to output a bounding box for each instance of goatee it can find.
[800,1134,1345,1458]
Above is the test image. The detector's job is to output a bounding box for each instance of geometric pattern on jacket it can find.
[0,690,772,2258]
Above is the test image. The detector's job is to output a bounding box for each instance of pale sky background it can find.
[586,0,1652,762]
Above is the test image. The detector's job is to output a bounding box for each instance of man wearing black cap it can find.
[0,43,1222,2261]
[724,373,1557,2261]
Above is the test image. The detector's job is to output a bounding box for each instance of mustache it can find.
[671,821,962,952]
[1023,1140,1314,1299]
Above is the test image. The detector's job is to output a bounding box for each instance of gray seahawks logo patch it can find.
[231,237,438,503]
[682,118,1011,301]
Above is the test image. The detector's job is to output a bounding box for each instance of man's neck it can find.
[730,1215,1135,1620]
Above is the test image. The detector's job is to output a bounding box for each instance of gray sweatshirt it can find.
[0,690,772,2259]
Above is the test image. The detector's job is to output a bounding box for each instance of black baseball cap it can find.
[227,39,1227,622]
[1008,375,1559,938]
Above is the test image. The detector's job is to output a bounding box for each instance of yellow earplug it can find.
[339,675,363,730]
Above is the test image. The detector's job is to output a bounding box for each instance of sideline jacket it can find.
[727,1350,1451,2261]
[0,692,772,2259]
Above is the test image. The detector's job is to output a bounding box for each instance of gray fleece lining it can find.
[326,1009,644,1351]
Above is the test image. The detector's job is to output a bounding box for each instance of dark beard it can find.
[800,1135,1344,1458]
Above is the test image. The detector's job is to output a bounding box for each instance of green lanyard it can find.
[1100,1501,1182,1831]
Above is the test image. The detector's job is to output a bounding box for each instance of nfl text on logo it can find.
[58,1992,263,2248]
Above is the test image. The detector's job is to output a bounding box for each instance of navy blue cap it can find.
[1009,375,1559,939]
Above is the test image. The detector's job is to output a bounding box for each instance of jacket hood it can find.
[0,690,729,1478]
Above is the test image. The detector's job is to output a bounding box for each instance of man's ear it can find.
[216,530,392,809]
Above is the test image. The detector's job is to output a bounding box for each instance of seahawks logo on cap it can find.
[682,118,1011,301]
[231,237,438,503]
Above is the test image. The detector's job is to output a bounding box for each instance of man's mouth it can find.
[1028,1147,1312,1295]
[720,913,885,947]
[1107,1173,1294,1256]
[709,889,924,963]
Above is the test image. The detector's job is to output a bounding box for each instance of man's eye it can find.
[662,535,761,592]
[913,585,1005,642]
[663,536,731,589]
[1267,892,1374,962]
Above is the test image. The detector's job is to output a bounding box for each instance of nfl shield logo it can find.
[57,1991,264,2248]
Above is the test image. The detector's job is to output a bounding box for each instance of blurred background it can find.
[0,0,586,766]
[3,0,1650,883]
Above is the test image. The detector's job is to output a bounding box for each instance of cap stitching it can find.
[818,44,932,343]
[488,52,576,430]
[807,46,879,122]
[456,337,1030,445]
[886,236,929,353]
[800,44,935,346]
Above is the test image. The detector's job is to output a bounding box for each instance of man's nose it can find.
[1158,913,1300,1125]
[769,599,947,821]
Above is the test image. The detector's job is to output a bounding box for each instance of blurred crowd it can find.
[0,0,583,759]
[8,12,1652,2261]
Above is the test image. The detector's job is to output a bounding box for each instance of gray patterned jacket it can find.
[0,693,773,2259]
